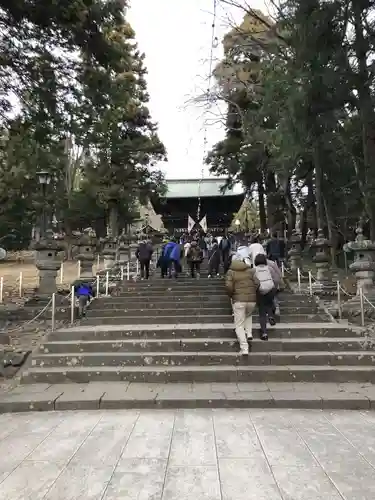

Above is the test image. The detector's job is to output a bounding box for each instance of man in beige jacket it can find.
[225,257,260,355]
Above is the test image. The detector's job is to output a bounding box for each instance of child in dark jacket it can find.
[186,241,203,278]
[208,242,221,277]
[75,282,93,317]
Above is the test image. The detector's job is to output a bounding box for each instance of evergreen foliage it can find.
[0,0,166,247]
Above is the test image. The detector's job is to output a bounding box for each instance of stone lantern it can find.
[75,228,97,278]
[344,226,375,301]
[311,228,333,291]
[33,230,64,296]
[287,229,303,275]
[101,235,117,270]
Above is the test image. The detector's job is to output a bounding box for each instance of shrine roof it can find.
[165,178,243,199]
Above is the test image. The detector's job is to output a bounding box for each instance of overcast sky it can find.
[128,0,267,179]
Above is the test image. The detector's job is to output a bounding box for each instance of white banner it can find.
[187,215,195,233]
[199,215,207,232]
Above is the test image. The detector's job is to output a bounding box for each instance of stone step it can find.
[21,364,375,384]
[48,324,357,341]
[107,296,315,307]
[103,296,231,304]
[80,313,330,325]
[115,291,314,303]
[40,337,367,354]
[94,301,231,309]
[86,307,233,317]
[134,276,218,281]
[85,307,320,318]
[2,382,373,412]
[116,291,230,298]
[127,276,218,282]
[100,293,313,302]
[121,281,225,288]
[82,314,232,324]
[121,284,227,291]
[88,303,318,314]
[31,351,375,368]
[119,283,222,290]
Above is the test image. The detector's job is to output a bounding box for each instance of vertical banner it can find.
[199,215,208,233]
[187,215,195,233]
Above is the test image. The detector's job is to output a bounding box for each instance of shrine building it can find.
[152,178,244,234]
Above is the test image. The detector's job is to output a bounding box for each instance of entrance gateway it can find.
[152,178,244,233]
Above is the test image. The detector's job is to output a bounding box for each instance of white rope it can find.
[298,269,314,280]
[362,293,375,311]
[309,272,318,282]
[5,297,53,334]
[295,267,358,300]
[283,267,293,274]
[338,283,355,297]
[60,289,73,302]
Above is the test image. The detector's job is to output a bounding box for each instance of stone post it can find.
[129,240,139,269]
[287,229,303,276]
[117,233,130,265]
[101,236,117,270]
[34,230,64,296]
[311,228,333,292]
[344,226,375,303]
[75,229,97,278]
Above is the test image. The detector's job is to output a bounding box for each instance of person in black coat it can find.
[208,241,221,277]
[135,240,154,279]
[266,233,285,267]
[219,235,231,273]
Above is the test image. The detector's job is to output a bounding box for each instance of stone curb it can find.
[0,392,373,413]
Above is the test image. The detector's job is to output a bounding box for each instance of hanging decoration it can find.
[188,215,196,233]
[199,215,208,233]
[197,0,218,224]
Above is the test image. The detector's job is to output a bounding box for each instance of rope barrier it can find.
[338,283,355,297]
[1,260,139,332]
[5,297,53,334]
[358,288,375,326]
[362,293,375,311]
[291,266,374,326]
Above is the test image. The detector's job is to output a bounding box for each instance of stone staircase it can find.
[20,276,375,388]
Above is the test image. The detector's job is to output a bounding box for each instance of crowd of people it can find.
[135,231,286,354]
[134,231,236,280]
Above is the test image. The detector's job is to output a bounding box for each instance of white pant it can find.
[232,301,255,350]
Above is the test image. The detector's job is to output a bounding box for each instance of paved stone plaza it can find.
[1,409,375,499]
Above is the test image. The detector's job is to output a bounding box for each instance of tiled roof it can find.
[165,178,242,199]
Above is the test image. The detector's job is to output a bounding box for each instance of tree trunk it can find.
[265,171,278,231]
[285,179,296,236]
[108,200,119,237]
[257,179,267,232]
[301,174,315,247]
[64,221,73,260]
[352,1,375,239]
[300,209,308,250]
[312,146,325,230]
[323,194,337,267]
[94,217,106,239]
